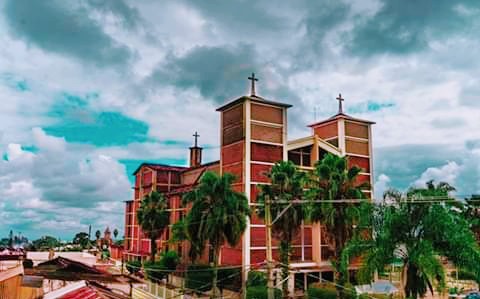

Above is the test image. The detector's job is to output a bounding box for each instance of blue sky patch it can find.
[348,100,395,114]
[1,73,29,91]
[44,93,150,146]
[21,145,39,153]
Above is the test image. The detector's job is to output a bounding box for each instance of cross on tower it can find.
[336,93,344,114]
[248,73,259,96]
[193,131,200,147]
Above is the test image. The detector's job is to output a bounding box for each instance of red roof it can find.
[132,162,187,175]
[59,286,101,299]
[308,112,375,127]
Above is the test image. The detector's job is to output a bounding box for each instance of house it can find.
[0,250,43,299]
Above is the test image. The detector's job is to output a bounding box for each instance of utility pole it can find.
[265,195,275,299]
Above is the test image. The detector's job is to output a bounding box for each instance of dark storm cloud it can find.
[459,84,480,107]
[348,0,479,56]
[150,44,258,103]
[374,144,479,195]
[87,0,141,29]
[181,0,286,35]
[302,1,349,44]
[3,0,131,67]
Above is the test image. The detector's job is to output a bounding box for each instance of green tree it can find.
[306,153,369,297]
[463,195,480,241]
[113,228,119,240]
[182,171,250,299]
[137,191,170,262]
[32,235,60,250]
[73,232,90,249]
[256,160,306,297]
[344,182,480,299]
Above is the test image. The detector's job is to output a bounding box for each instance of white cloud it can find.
[414,161,461,188]
[0,129,130,239]
[374,173,391,200]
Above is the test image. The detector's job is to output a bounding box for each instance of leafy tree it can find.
[137,191,170,261]
[256,160,306,297]
[306,153,369,297]
[32,236,60,250]
[73,232,90,248]
[463,195,480,241]
[344,182,480,299]
[113,228,119,240]
[182,171,250,299]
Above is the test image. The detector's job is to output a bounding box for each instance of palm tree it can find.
[183,171,250,299]
[344,183,480,299]
[137,191,170,262]
[306,153,369,296]
[256,160,306,297]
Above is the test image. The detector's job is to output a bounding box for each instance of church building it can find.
[123,74,374,290]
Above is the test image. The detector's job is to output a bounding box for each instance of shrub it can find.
[247,271,268,287]
[184,264,242,293]
[307,286,337,299]
[343,282,357,299]
[126,260,142,274]
[218,267,242,291]
[144,261,168,282]
[160,251,180,272]
[246,286,282,299]
[143,251,180,282]
[451,270,477,281]
[185,264,214,293]
[23,259,34,269]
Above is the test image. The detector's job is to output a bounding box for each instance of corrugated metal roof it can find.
[59,286,101,299]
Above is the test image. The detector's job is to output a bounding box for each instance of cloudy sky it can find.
[1,0,479,240]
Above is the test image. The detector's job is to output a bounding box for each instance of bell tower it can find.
[216,73,291,271]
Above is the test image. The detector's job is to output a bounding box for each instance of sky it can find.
[1,0,479,240]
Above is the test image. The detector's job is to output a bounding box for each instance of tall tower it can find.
[216,73,291,269]
[309,94,375,197]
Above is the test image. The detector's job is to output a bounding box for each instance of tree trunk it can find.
[280,240,290,299]
[150,238,156,262]
[211,246,220,299]
[334,230,346,299]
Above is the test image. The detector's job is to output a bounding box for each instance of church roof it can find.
[308,112,375,127]
[216,95,292,112]
[132,163,187,175]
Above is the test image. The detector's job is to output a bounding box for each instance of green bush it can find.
[144,251,180,282]
[246,286,282,299]
[343,282,357,299]
[307,286,337,299]
[218,267,242,291]
[126,260,142,274]
[185,264,214,293]
[144,261,167,282]
[184,264,242,293]
[160,251,180,272]
[247,271,267,287]
[451,270,477,281]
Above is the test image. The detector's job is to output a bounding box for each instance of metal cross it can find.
[248,72,259,96]
[193,131,200,147]
[336,93,344,114]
